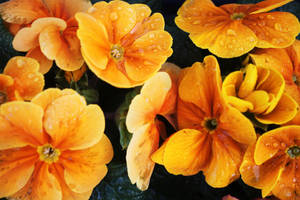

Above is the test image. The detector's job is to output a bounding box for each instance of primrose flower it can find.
[0,88,113,200]
[249,39,300,125]
[222,64,298,124]
[0,0,92,73]
[240,126,300,200]
[126,63,180,190]
[75,0,173,88]
[151,56,256,188]
[0,56,44,103]
[175,0,300,58]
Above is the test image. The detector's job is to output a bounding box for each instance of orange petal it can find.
[125,30,173,82]
[27,46,53,74]
[250,0,294,14]
[151,138,168,165]
[238,64,258,98]
[255,93,298,124]
[219,106,256,145]
[240,143,286,197]
[244,90,270,114]
[244,12,300,49]
[4,56,44,100]
[0,0,48,24]
[0,74,14,92]
[60,134,113,193]
[131,4,151,23]
[163,129,211,176]
[13,17,66,51]
[0,146,36,197]
[126,123,159,191]
[0,101,45,147]
[204,133,243,187]
[179,56,223,116]
[76,12,110,70]
[11,163,62,200]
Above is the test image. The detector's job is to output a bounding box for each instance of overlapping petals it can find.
[0,0,91,73]
[125,63,180,190]
[175,0,300,58]
[0,56,44,103]
[250,39,300,125]
[75,0,173,88]
[222,64,298,124]
[0,88,113,200]
[151,56,256,188]
[240,126,300,200]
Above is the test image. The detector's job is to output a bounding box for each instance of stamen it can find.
[287,146,300,158]
[37,144,61,164]
[110,44,124,61]
[231,12,245,20]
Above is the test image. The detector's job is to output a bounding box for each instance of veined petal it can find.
[250,0,294,14]
[163,129,211,176]
[27,46,53,74]
[126,123,159,191]
[244,12,300,49]
[60,134,113,193]
[131,4,151,23]
[0,146,36,197]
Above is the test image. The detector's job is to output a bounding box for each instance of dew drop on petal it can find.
[17,59,25,67]
[267,15,274,20]
[110,12,118,21]
[192,20,200,25]
[27,73,34,79]
[273,142,279,148]
[226,29,236,36]
[274,23,282,31]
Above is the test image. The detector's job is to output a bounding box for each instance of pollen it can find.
[230,12,245,20]
[110,44,124,61]
[37,144,61,164]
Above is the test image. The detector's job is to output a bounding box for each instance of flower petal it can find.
[204,133,243,187]
[250,0,294,14]
[60,134,113,193]
[0,101,45,148]
[11,164,62,200]
[4,56,44,100]
[219,106,256,145]
[238,64,258,98]
[244,90,270,114]
[27,46,53,74]
[126,123,159,191]
[0,146,36,197]
[255,93,298,124]
[244,12,300,48]
[0,74,14,92]
[163,129,211,176]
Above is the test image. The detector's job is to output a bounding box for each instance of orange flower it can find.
[0,88,113,200]
[0,0,92,73]
[250,39,300,124]
[222,64,298,124]
[240,126,300,200]
[64,64,87,83]
[126,63,180,190]
[151,56,256,188]
[0,56,44,103]
[175,0,300,58]
[75,0,173,88]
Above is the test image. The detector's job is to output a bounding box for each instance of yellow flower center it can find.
[287,146,300,158]
[204,118,218,132]
[231,12,245,20]
[0,91,7,105]
[110,44,124,61]
[37,144,61,164]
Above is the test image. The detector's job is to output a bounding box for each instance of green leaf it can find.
[115,87,141,150]
[80,89,100,104]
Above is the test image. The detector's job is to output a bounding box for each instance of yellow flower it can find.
[0,56,44,103]
[0,88,113,200]
[152,56,256,188]
[175,0,300,58]
[126,63,180,190]
[222,64,298,124]
[240,126,300,200]
[75,0,173,88]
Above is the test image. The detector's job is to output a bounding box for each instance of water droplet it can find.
[258,15,264,20]
[258,21,265,26]
[293,177,297,183]
[17,59,25,67]
[34,77,39,82]
[226,29,236,36]
[274,23,282,31]
[110,12,118,21]
[27,73,34,79]
[88,7,96,13]
[265,143,271,147]
[149,33,155,38]
[117,6,122,10]
[273,142,279,148]
[192,20,200,25]
[281,142,286,148]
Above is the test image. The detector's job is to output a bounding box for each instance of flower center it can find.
[37,144,61,164]
[110,44,124,61]
[231,12,245,20]
[293,74,300,87]
[0,91,7,105]
[287,146,300,158]
[204,118,218,132]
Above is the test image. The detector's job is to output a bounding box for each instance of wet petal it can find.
[0,102,44,148]
[163,129,211,176]
[204,133,243,187]
[238,64,258,98]
[250,0,294,14]
[0,147,36,197]
[4,56,44,100]
[219,106,256,145]
[256,93,298,124]
[126,123,159,191]
[131,4,151,23]
[244,90,270,114]
[60,134,113,193]
[0,74,14,92]
[27,46,53,74]
[244,12,300,49]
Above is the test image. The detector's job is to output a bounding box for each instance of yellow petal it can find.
[238,64,258,98]
[250,0,294,14]
[244,90,270,114]
[26,46,53,74]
